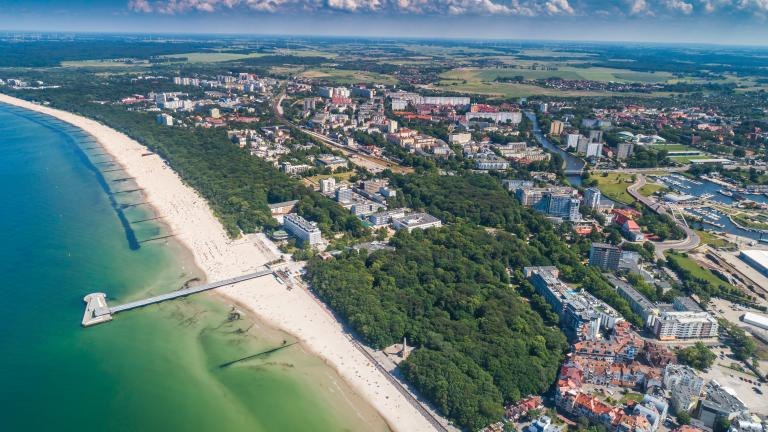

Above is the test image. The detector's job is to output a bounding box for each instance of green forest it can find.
[306,225,568,430]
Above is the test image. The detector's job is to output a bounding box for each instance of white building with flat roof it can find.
[742,312,768,331]
[283,213,322,245]
[653,310,718,341]
[740,249,768,276]
[392,213,442,232]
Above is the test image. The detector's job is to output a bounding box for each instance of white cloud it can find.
[327,0,383,12]
[628,0,649,14]
[737,0,768,13]
[128,0,153,12]
[544,0,574,14]
[127,0,768,16]
[664,0,694,13]
[128,0,573,15]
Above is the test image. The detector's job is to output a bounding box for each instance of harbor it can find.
[652,174,768,242]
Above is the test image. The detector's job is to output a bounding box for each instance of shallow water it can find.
[0,103,387,431]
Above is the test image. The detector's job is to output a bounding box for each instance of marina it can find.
[656,174,768,240]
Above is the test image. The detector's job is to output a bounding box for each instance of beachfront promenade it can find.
[82,267,278,327]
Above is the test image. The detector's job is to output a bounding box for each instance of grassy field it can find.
[159,52,267,63]
[649,144,699,152]
[639,183,666,197]
[695,230,737,249]
[593,173,637,204]
[61,51,267,67]
[442,66,674,84]
[429,81,621,98]
[273,49,338,58]
[665,252,734,291]
[620,392,645,404]
[733,214,768,230]
[668,155,719,164]
[299,68,398,85]
[61,59,150,68]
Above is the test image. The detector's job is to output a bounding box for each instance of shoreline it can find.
[0,94,436,432]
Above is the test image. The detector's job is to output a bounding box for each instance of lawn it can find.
[619,392,645,405]
[665,252,734,291]
[592,173,638,204]
[639,183,666,197]
[649,144,698,152]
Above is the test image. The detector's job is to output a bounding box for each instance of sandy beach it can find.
[0,94,436,432]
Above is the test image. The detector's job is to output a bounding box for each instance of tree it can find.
[714,416,731,432]
[677,342,716,370]
[677,411,692,425]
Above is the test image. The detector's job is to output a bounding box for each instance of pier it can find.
[82,267,277,327]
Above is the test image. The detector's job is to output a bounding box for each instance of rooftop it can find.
[284,213,321,233]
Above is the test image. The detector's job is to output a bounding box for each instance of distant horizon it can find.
[2,29,768,50]
[2,0,768,46]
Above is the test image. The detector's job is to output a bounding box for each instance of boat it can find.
[718,189,733,197]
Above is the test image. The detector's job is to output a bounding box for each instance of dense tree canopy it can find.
[306,225,568,430]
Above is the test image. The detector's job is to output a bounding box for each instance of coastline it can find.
[0,94,436,432]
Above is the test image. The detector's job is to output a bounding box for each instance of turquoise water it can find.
[0,103,387,431]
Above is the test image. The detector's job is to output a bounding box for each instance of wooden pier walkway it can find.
[82,267,276,326]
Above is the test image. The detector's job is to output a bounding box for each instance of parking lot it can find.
[700,345,766,415]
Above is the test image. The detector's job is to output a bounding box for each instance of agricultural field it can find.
[429,80,620,98]
[441,66,675,84]
[158,51,267,63]
[299,68,398,85]
[61,59,150,68]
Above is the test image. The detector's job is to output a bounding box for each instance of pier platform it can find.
[82,293,113,327]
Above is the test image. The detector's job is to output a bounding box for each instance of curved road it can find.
[626,174,700,259]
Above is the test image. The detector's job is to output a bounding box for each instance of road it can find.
[626,174,700,259]
[593,166,691,174]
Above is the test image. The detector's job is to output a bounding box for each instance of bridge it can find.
[82,267,279,327]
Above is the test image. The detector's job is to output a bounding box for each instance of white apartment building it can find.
[283,214,322,245]
[653,311,718,341]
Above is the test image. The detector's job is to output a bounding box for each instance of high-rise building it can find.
[320,177,336,193]
[335,187,353,203]
[549,120,564,136]
[566,133,581,149]
[537,193,581,221]
[617,142,634,160]
[584,187,601,210]
[588,130,603,143]
[576,136,590,154]
[586,142,603,158]
[589,243,623,271]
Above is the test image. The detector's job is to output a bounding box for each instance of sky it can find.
[1,0,768,45]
